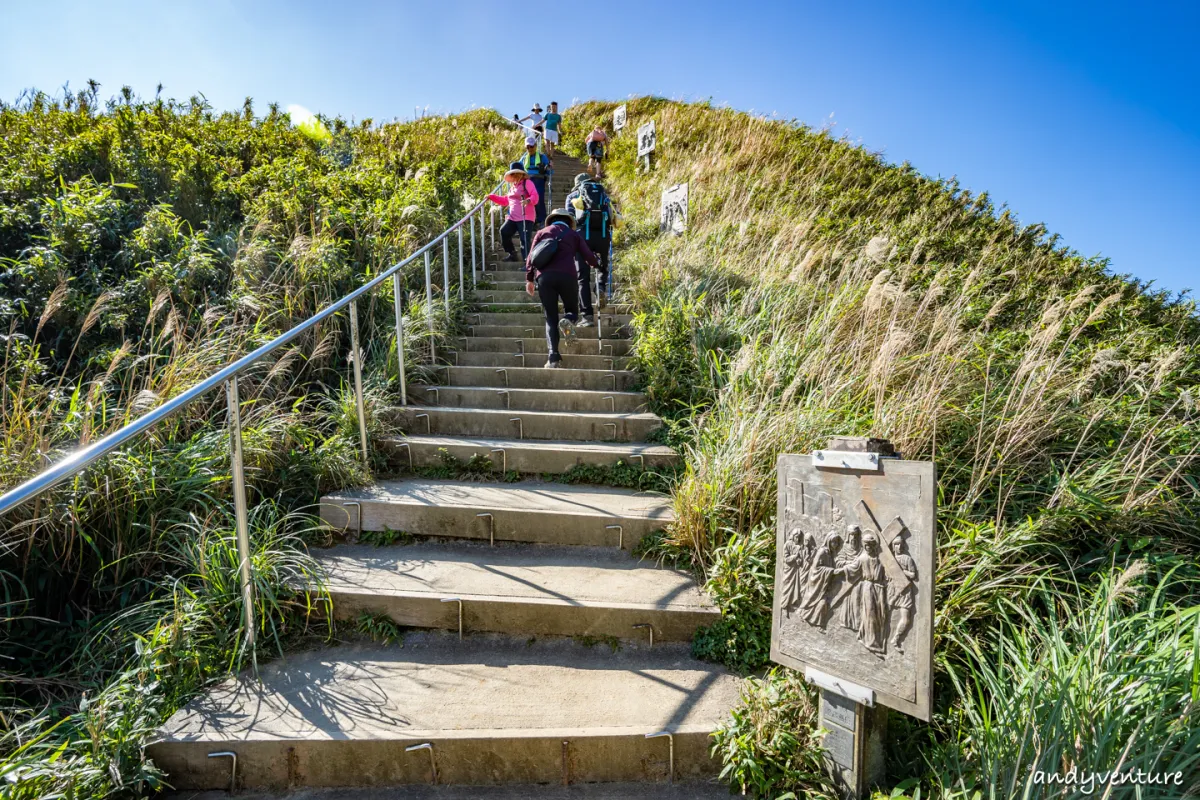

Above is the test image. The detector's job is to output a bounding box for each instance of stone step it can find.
[450,350,631,371]
[409,385,647,413]
[466,324,632,340]
[320,478,672,550]
[165,783,734,799]
[472,301,635,316]
[455,335,634,357]
[148,635,741,790]
[391,406,661,442]
[405,386,648,412]
[379,434,679,474]
[442,366,639,391]
[467,312,634,328]
[315,542,717,642]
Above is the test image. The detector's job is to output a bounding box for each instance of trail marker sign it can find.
[772,437,936,797]
[637,120,656,157]
[614,105,627,132]
[660,183,688,236]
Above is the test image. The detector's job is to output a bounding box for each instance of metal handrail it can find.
[0,122,532,653]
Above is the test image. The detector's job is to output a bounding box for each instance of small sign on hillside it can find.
[614,105,627,132]
[637,120,656,157]
[660,182,688,235]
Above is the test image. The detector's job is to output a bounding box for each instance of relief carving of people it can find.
[780,529,805,616]
[888,537,918,652]
[799,531,842,628]
[841,533,889,655]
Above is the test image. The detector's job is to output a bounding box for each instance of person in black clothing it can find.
[525,209,600,368]
[565,174,615,325]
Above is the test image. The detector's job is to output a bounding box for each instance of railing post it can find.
[457,226,465,301]
[443,237,451,316]
[225,376,257,663]
[425,250,436,361]
[480,208,488,275]
[490,206,495,252]
[348,300,369,467]
[470,214,478,288]
[393,272,407,406]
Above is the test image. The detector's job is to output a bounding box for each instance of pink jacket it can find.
[488,179,539,223]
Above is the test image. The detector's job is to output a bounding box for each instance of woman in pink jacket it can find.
[488,161,540,262]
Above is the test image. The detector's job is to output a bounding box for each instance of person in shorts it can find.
[543,102,563,157]
[585,125,608,178]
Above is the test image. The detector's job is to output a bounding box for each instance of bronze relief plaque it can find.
[771,454,935,720]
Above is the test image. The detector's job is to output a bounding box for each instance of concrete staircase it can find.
[150,154,741,796]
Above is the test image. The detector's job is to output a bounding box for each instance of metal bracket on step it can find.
[630,453,645,469]
[207,751,237,793]
[603,422,618,440]
[606,524,624,549]
[496,390,511,410]
[513,352,525,367]
[490,448,507,473]
[414,413,431,434]
[469,314,481,324]
[395,441,413,470]
[495,368,509,387]
[645,731,674,784]
[405,742,437,785]
[524,328,534,338]
[602,395,616,412]
[441,597,463,640]
[343,502,362,539]
[476,512,495,545]
[633,623,655,647]
[605,373,618,390]
[512,339,524,354]
[426,388,439,406]
[509,418,523,440]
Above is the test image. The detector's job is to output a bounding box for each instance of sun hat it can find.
[525,136,538,147]
[504,161,528,178]
[546,208,576,228]
[532,104,543,112]
[574,173,590,185]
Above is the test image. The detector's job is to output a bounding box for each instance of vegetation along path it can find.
[149,151,745,793]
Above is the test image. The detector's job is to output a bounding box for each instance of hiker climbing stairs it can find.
[150,152,742,795]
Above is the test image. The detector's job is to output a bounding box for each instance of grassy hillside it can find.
[563,98,1200,797]
[0,86,517,797]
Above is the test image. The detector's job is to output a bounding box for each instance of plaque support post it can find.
[807,667,887,798]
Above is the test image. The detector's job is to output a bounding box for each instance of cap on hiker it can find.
[574,173,590,185]
[546,208,575,228]
[504,161,528,178]
[525,136,538,147]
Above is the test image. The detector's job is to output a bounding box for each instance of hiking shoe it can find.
[544,358,561,369]
[577,316,595,328]
[558,317,576,342]
[502,253,519,262]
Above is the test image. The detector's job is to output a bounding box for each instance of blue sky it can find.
[2,0,1196,294]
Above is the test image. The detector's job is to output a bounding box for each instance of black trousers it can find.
[499,219,533,259]
[577,237,611,316]
[529,177,547,225]
[536,271,579,359]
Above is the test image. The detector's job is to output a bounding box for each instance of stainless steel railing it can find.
[0,137,522,652]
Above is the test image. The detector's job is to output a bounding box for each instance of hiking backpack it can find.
[578,181,610,241]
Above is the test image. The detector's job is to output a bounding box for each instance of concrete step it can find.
[450,350,631,371]
[472,302,635,316]
[409,385,647,413]
[320,478,673,549]
[315,542,717,642]
[467,312,633,328]
[454,336,634,357]
[391,406,661,442]
[466,324,632,340]
[164,783,735,799]
[442,366,639,391]
[379,434,679,474]
[148,635,741,790]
